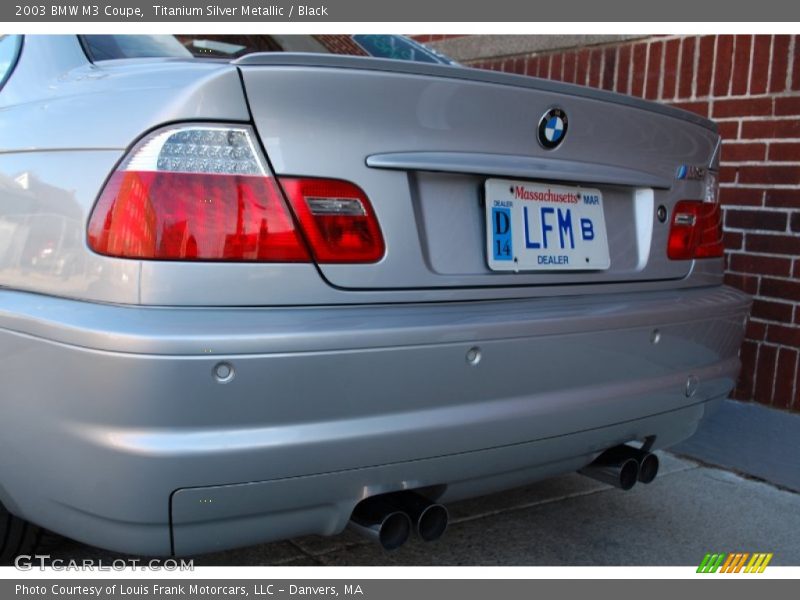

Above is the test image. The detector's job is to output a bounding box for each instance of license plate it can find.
[484,179,610,271]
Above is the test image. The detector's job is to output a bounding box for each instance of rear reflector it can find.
[667,200,724,260]
[279,178,385,263]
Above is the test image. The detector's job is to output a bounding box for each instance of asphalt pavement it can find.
[47,453,800,566]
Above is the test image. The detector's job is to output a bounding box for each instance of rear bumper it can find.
[0,286,750,556]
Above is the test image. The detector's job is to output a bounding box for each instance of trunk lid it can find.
[237,54,719,291]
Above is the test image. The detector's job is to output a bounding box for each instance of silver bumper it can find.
[0,286,750,556]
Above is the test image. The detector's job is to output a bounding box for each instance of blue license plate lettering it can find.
[524,206,577,250]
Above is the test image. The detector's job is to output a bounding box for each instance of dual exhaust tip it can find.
[349,445,656,549]
[579,445,660,491]
[348,491,448,551]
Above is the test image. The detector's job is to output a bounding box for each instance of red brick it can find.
[731,35,753,95]
[713,97,773,118]
[761,277,800,302]
[721,142,767,162]
[775,97,800,116]
[768,142,800,162]
[720,186,763,206]
[792,212,800,232]
[729,253,793,276]
[769,35,791,93]
[749,36,771,95]
[795,260,800,279]
[670,101,710,118]
[766,324,800,347]
[631,43,647,97]
[746,320,767,341]
[723,230,744,250]
[773,348,797,409]
[678,37,696,99]
[601,47,616,91]
[733,340,758,399]
[764,189,799,207]
[538,55,551,79]
[713,35,735,97]
[719,165,737,183]
[752,299,794,323]
[575,48,590,86]
[746,233,800,255]
[724,273,759,295]
[645,41,663,100]
[616,45,631,94]
[717,121,739,139]
[563,51,576,83]
[550,53,563,81]
[754,344,778,404]
[525,56,539,77]
[738,165,800,185]
[740,119,800,139]
[661,39,679,100]
[696,36,715,97]
[588,48,602,88]
[725,208,787,230]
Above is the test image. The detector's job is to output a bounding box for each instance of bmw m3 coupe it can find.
[0,34,750,560]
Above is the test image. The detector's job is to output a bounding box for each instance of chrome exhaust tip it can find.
[348,497,412,551]
[391,491,449,542]
[580,445,661,489]
[579,448,640,491]
[636,451,660,484]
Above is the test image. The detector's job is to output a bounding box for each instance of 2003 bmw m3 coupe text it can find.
[0,34,750,560]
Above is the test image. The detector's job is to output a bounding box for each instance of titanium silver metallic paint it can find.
[0,35,750,557]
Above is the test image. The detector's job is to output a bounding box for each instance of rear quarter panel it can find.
[0,36,250,303]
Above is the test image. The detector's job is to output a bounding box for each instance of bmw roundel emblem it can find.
[537,107,568,149]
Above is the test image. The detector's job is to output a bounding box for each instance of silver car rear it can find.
[0,35,749,559]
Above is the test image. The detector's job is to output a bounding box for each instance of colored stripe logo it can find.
[697,552,773,573]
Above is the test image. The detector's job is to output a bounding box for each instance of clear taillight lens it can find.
[88,125,310,261]
[703,169,719,204]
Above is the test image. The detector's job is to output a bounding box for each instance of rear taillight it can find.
[88,124,385,264]
[279,178,385,263]
[667,169,724,260]
[88,125,309,261]
[667,201,724,259]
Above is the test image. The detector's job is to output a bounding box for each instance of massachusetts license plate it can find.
[484,179,610,271]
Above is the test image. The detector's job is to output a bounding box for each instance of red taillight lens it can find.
[279,178,385,263]
[667,200,724,260]
[88,171,309,261]
[87,125,309,262]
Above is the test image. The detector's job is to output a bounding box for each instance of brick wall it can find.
[419,35,800,411]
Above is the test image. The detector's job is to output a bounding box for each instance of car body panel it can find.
[0,285,748,555]
[0,36,248,154]
[239,59,719,290]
